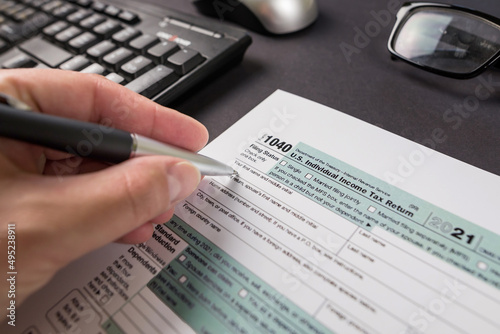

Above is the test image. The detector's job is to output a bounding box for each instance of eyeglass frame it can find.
[387,2,500,79]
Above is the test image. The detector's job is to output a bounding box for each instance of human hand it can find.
[0,69,208,314]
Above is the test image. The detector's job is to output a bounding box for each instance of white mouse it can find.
[192,0,318,34]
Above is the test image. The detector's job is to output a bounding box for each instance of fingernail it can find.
[167,162,201,204]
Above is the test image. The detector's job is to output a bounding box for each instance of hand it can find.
[0,69,208,314]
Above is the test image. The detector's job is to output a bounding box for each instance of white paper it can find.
[7,90,500,334]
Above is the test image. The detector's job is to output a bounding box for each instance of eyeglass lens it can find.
[393,7,500,74]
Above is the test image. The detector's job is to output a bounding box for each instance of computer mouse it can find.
[192,0,318,35]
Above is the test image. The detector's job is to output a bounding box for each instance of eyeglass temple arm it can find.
[493,58,500,69]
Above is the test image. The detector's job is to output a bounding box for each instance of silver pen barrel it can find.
[130,134,235,176]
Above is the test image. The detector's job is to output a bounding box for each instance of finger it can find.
[149,208,176,225]
[116,222,155,244]
[43,158,110,176]
[74,157,199,249]
[0,69,209,152]
[0,138,45,173]
[17,156,201,265]
[115,207,175,244]
[115,204,176,243]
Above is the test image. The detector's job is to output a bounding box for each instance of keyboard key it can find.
[41,1,63,12]
[146,41,180,64]
[102,46,133,71]
[129,34,158,53]
[80,63,105,74]
[19,36,72,67]
[120,55,153,80]
[76,0,92,7]
[55,26,82,44]
[34,64,51,69]
[0,2,16,12]
[43,20,69,38]
[93,19,121,39]
[68,31,98,53]
[167,48,205,75]
[66,9,93,24]
[13,7,35,21]
[0,22,24,43]
[59,55,89,71]
[105,72,125,84]
[91,1,106,12]
[80,13,105,29]
[0,12,53,43]
[25,11,54,31]
[86,40,116,60]
[5,4,25,17]
[29,0,52,8]
[118,10,139,25]
[104,5,120,17]
[2,53,37,68]
[111,27,140,45]
[52,3,77,18]
[125,65,177,98]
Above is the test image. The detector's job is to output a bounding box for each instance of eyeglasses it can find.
[388,2,500,78]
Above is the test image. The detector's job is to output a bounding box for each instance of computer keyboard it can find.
[0,0,252,105]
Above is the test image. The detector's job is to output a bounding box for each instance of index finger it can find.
[0,69,209,152]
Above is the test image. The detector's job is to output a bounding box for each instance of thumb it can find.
[115,159,203,244]
[39,156,201,261]
[6,156,200,305]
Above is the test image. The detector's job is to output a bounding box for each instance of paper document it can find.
[10,90,500,334]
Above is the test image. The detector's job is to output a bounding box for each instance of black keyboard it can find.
[0,0,252,105]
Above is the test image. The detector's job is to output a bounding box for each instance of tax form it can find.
[13,90,500,333]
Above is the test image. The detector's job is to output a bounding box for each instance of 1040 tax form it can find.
[13,90,500,334]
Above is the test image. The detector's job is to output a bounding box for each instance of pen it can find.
[0,102,235,176]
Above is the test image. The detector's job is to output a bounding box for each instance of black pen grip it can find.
[0,103,133,163]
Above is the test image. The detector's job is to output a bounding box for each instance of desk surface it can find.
[150,0,500,176]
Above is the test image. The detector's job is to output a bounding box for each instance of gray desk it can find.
[151,0,500,176]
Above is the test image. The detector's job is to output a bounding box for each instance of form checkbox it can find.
[238,289,248,298]
[179,275,187,284]
[280,160,287,166]
[305,173,313,179]
[368,206,376,213]
[100,294,110,305]
[477,261,488,271]
[178,254,187,262]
